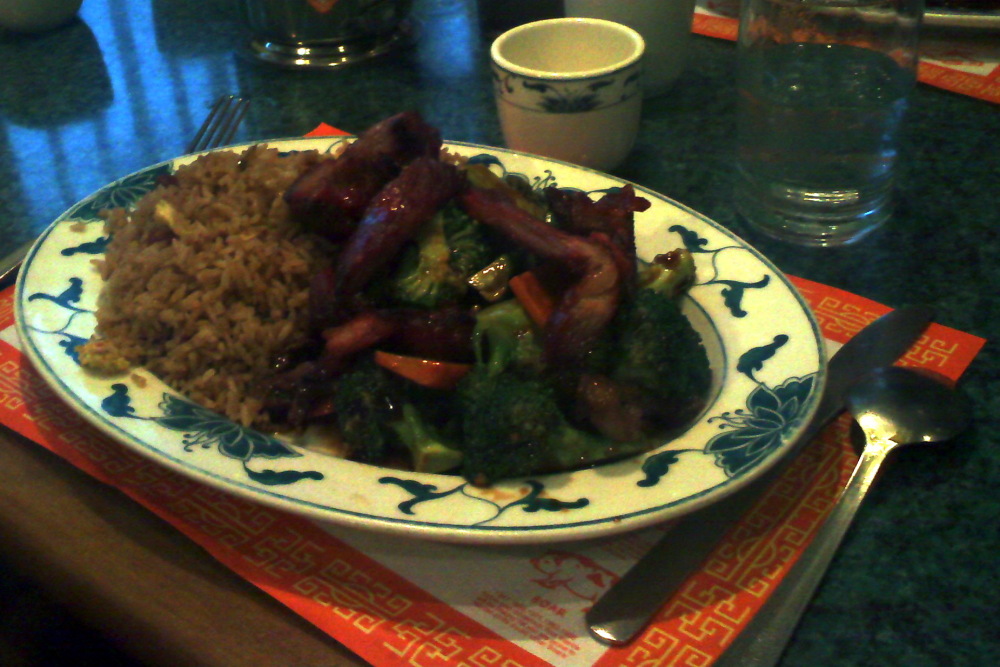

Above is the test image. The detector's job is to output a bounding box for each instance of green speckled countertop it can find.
[1,1,998,665]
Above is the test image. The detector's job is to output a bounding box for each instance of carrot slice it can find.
[509,270,556,328]
[374,350,472,390]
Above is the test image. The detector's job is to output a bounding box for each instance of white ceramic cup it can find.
[490,17,644,172]
[565,0,697,98]
[0,0,82,33]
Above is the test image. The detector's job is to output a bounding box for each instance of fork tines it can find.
[186,95,251,154]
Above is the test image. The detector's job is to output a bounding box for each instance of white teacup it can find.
[490,17,644,172]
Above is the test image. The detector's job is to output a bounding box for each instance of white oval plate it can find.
[15,137,825,544]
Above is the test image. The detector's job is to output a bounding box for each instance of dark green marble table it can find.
[1,1,997,665]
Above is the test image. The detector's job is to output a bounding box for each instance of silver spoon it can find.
[714,366,972,667]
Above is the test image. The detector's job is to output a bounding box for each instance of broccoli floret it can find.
[390,210,467,309]
[457,289,709,484]
[332,358,402,464]
[470,299,544,376]
[637,249,696,297]
[333,358,464,472]
[441,201,494,280]
[388,202,499,309]
[389,403,463,473]
[604,288,712,426]
[456,369,649,485]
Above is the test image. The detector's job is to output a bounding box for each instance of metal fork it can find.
[186,94,251,153]
[0,95,251,288]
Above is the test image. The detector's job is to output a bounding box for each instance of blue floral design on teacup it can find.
[492,62,642,113]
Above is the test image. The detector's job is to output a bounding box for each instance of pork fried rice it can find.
[81,146,326,427]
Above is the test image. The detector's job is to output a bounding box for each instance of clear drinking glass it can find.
[734,0,923,246]
[239,0,413,69]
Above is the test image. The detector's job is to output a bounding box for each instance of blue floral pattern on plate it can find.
[14,138,825,544]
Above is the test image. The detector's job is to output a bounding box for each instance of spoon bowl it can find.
[847,366,971,449]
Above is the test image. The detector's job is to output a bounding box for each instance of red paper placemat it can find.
[0,122,987,664]
[0,269,984,665]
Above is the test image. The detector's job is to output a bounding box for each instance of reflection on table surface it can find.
[0,0,497,254]
[1,1,999,666]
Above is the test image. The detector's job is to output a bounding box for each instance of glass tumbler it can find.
[239,0,413,69]
[734,0,923,246]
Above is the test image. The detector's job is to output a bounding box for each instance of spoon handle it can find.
[713,438,893,667]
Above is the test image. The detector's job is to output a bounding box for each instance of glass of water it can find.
[734,0,923,246]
